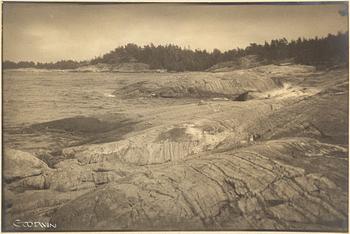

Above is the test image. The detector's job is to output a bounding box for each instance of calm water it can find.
[2,71,152,128]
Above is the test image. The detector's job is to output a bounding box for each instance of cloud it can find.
[3,3,348,62]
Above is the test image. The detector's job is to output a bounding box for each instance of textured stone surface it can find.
[51,138,348,231]
[115,65,289,99]
[3,149,50,182]
[3,65,348,231]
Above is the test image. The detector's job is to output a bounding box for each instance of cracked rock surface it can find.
[3,65,348,231]
[50,138,347,231]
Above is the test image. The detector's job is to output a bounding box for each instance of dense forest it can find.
[3,31,348,71]
[3,60,88,70]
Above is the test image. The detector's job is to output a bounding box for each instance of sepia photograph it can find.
[1,1,349,232]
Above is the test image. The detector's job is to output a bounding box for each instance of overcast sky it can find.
[3,2,348,62]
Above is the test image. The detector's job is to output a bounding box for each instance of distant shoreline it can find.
[3,68,168,74]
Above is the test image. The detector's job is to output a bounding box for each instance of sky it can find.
[3,2,348,63]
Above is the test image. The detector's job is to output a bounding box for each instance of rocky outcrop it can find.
[116,65,316,100]
[251,68,349,145]
[50,138,348,231]
[74,62,151,73]
[3,65,347,231]
[60,103,275,166]
[5,138,347,231]
[52,68,347,168]
[61,121,230,165]
[3,149,50,184]
[4,188,91,231]
[116,68,282,99]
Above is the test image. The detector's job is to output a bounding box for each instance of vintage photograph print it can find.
[2,1,349,232]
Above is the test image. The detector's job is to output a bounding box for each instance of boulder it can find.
[3,149,49,182]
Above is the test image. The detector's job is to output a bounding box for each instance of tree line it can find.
[3,60,88,70]
[3,31,348,71]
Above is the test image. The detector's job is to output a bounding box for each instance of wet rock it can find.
[30,116,117,134]
[118,68,282,99]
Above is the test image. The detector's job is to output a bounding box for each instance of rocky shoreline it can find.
[3,64,348,231]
